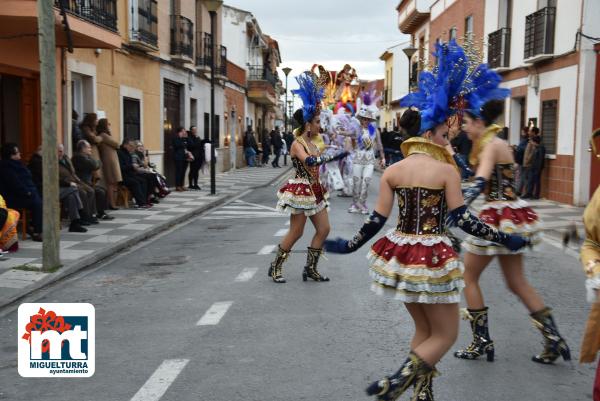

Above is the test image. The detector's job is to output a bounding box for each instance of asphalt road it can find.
[0,172,595,401]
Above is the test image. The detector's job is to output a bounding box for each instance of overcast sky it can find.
[225,0,410,84]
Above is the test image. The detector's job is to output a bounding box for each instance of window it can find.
[123,97,141,141]
[464,16,473,41]
[449,27,457,40]
[541,99,558,154]
[190,98,197,127]
[204,112,210,140]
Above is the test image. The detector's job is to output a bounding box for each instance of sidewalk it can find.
[0,166,291,310]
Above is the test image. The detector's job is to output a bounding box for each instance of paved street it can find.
[0,172,595,401]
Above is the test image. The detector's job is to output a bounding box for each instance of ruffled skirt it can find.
[367,230,464,304]
[276,178,329,217]
[463,199,542,256]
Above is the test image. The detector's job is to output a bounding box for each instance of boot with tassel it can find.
[268,245,290,283]
[302,247,330,282]
[454,307,495,361]
[530,307,571,364]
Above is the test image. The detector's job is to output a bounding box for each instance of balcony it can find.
[170,15,193,63]
[247,65,277,105]
[196,32,227,77]
[57,0,117,32]
[129,0,157,51]
[397,0,432,35]
[488,27,511,70]
[524,7,556,63]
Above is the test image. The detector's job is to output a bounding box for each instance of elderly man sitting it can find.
[72,140,113,220]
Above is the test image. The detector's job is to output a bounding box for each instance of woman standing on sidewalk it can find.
[454,66,570,364]
[324,40,529,401]
[268,72,347,284]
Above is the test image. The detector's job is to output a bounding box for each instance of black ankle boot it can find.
[366,352,433,401]
[454,307,495,361]
[410,368,438,401]
[302,247,329,282]
[268,245,289,283]
[530,307,571,364]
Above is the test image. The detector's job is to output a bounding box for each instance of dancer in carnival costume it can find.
[579,128,600,400]
[269,72,347,284]
[348,89,386,214]
[454,63,571,364]
[324,40,530,401]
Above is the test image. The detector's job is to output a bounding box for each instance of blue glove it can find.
[324,237,352,254]
[504,234,531,252]
[463,176,486,206]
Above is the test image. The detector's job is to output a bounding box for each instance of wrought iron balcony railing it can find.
[524,7,556,60]
[488,27,511,68]
[130,0,157,47]
[55,0,117,32]
[248,65,278,88]
[196,32,227,75]
[170,15,193,60]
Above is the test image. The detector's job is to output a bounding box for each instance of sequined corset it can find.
[292,156,319,184]
[486,163,517,202]
[395,187,447,235]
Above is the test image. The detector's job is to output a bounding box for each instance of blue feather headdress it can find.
[462,63,510,118]
[400,39,469,133]
[292,72,324,123]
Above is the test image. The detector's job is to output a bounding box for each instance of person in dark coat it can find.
[187,126,203,190]
[283,131,294,166]
[523,135,546,199]
[243,127,258,167]
[514,126,530,195]
[28,147,43,196]
[172,127,190,191]
[72,110,83,153]
[72,140,113,220]
[118,138,151,208]
[0,143,43,241]
[270,127,283,168]
[260,129,271,166]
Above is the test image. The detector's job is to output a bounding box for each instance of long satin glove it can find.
[324,211,387,254]
[305,151,349,166]
[453,154,474,179]
[447,205,530,251]
[462,176,486,206]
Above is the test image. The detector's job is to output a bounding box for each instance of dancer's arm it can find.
[462,141,498,205]
[291,141,347,166]
[445,143,474,179]
[324,170,394,254]
[444,164,529,251]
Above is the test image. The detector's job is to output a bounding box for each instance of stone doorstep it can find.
[0,166,292,312]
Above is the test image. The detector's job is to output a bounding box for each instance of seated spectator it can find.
[130,142,159,203]
[58,144,97,231]
[133,142,169,198]
[72,140,114,220]
[0,194,20,252]
[0,143,42,241]
[28,146,43,196]
[117,138,152,208]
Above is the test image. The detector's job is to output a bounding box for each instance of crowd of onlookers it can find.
[0,112,171,245]
[243,126,294,168]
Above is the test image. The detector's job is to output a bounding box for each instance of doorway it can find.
[163,80,182,186]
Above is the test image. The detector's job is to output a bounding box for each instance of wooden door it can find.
[20,77,41,163]
[163,80,181,186]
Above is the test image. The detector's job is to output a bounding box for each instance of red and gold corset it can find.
[395,187,447,236]
[486,163,517,202]
[291,156,319,184]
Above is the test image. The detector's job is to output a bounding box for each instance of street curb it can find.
[0,167,292,312]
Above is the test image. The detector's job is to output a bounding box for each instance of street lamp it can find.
[402,45,418,92]
[203,0,223,195]
[282,67,292,134]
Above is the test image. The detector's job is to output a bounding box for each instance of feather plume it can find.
[292,72,324,123]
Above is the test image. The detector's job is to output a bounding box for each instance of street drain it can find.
[142,255,190,267]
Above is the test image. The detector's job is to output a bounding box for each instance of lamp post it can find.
[402,45,418,92]
[204,0,223,195]
[282,67,292,134]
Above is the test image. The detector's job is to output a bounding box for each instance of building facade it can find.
[396,0,600,205]
[380,41,411,131]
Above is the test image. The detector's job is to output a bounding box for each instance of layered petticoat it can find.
[276,178,330,217]
[463,199,542,255]
[367,230,464,304]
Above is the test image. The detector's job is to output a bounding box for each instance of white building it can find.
[484,0,600,204]
[380,41,411,130]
